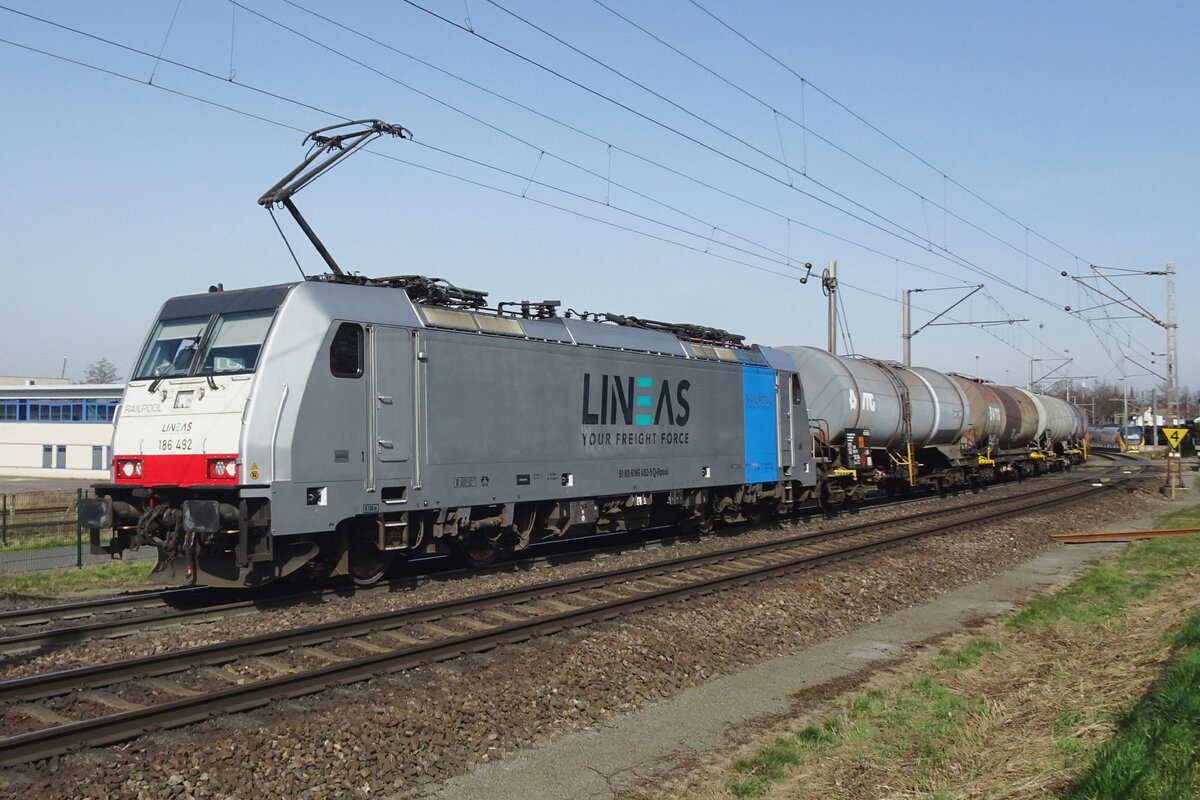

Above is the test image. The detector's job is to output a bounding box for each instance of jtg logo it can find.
[581,374,691,427]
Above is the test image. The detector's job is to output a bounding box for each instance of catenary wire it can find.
[685,0,1093,270]
[0,8,1117,368]
[0,28,1037,357]
[588,0,1075,282]
[682,0,1150,366]
[246,0,1116,360]
[396,0,1073,311]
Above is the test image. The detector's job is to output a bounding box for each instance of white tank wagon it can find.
[778,346,1087,501]
[778,346,969,448]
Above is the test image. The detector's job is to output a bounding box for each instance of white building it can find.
[0,383,123,479]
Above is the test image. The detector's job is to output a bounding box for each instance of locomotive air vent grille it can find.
[475,315,525,336]
[419,307,479,331]
[714,347,738,362]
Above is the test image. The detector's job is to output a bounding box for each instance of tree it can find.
[82,357,121,384]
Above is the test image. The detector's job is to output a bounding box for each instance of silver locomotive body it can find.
[82,277,816,586]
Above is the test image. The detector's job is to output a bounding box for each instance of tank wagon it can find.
[780,346,1086,503]
[80,276,816,587]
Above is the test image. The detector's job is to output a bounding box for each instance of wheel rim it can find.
[457,531,504,567]
[349,535,394,586]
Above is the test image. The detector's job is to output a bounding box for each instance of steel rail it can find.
[0,587,338,657]
[0,526,706,653]
[4,453,1118,647]
[0,470,1115,702]
[0,468,1137,766]
[0,473,1017,654]
[0,587,209,627]
[1051,527,1200,543]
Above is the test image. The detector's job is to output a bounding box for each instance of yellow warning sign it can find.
[1163,427,1189,450]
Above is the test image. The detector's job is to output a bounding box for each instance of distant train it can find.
[1086,424,1145,453]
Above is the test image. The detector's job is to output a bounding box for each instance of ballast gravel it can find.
[1,477,1059,680]
[0,472,1169,799]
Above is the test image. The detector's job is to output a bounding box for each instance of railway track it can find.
[0,585,324,658]
[0,463,1142,766]
[0,479,961,657]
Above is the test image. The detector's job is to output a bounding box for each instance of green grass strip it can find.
[1065,612,1200,799]
[0,535,80,552]
[727,665,980,797]
[0,561,156,597]
[1011,535,1200,629]
[730,726,836,798]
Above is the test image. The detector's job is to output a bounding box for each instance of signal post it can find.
[1162,427,1188,499]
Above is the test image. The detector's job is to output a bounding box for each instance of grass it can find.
[729,726,836,798]
[727,645,984,798]
[717,509,1200,800]
[0,533,81,551]
[1157,504,1200,529]
[1064,613,1200,800]
[1011,534,1200,629]
[931,637,1000,671]
[0,560,158,597]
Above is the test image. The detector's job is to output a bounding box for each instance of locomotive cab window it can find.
[133,316,210,380]
[330,323,364,378]
[133,309,277,380]
[198,309,275,375]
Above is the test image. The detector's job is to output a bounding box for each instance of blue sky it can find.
[1,1,1194,402]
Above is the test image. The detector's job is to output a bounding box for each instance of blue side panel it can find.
[742,366,779,484]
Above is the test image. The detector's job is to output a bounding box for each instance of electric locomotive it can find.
[80,276,816,587]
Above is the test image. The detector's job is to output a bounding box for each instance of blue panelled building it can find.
[0,380,122,478]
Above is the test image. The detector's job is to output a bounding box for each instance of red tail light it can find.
[207,458,239,481]
[115,458,143,479]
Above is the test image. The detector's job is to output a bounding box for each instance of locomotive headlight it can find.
[207,458,239,481]
[116,458,143,479]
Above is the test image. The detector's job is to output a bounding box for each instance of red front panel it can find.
[113,454,239,486]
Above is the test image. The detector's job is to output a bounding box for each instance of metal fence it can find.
[0,489,153,573]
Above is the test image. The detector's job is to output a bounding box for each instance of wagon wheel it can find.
[817,482,837,517]
[348,532,394,587]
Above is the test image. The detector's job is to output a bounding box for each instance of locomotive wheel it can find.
[349,534,394,586]
[746,501,773,525]
[456,530,511,568]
